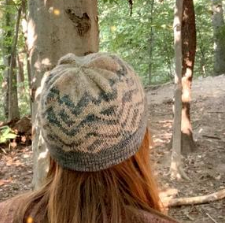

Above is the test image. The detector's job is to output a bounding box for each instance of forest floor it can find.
[147,74,225,223]
[0,75,225,223]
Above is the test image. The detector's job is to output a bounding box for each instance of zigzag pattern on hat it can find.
[39,52,147,171]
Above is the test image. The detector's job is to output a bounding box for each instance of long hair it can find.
[13,129,163,223]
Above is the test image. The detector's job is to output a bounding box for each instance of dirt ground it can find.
[0,75,225,223]
[147,74,225,223]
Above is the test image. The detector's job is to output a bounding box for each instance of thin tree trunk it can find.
[27,54,32,113]
[8,54,20,121]
[2,56,10,119]
[21,0,32,114]
[17,54,25,84]
[148,0,155,85]
[2,0,14,120]
[163,32,173,79]
[28,0,99,189]
[17,53,25,98]
[8,4,22,121]
[181,0,196,155]
[198,31,207,78]
[212,0,225,75]
[170,0,183,180]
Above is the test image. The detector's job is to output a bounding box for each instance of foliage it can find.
[194,0,214,77]
[0,0,224,122]
[0,0,30,121]
[99,0,223,84]
[99,0,175,85]
[0,125,16,143]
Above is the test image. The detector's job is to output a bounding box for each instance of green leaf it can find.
[0,126,17,143]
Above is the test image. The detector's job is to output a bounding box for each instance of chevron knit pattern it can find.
[39,52,148,171]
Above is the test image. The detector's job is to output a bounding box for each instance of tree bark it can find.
[170,0,183,180]
[198,32,207,78]
[17,53,25,97]
[28,0,99,189]
[2,56,10,120]
[8,2,21,121]
[212,0,225,76]
[2,0,14,120]
[8,54,20,121]
[21,0,32,114]
[181,0,196,155]
[148,0,155,85]
[17,54,25,84]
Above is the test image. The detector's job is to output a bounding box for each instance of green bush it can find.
[0,126,17,144]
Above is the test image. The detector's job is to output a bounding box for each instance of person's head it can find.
[16,53,162,223]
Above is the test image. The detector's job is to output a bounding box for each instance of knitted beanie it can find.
[39,52,148,172]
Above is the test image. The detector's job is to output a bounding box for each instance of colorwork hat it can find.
[39,52,148,172]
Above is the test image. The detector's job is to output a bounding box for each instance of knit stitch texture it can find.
[39,52,148,171]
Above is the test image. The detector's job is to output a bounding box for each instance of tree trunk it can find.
[148,0,155,85]
[169,0,196,157]
[170,0,183,180]
[21,0,32,114]
[163,32,174,79]
[181,0,196,155]
[8,53,20,121]
[28,0,99,189]
[17,54,25,83]
[198,32,207,78]
[17,53,25,97]
[8,2,21,121]
[2,56,10,120]
[2,0,14,120]
[212,0,225,76]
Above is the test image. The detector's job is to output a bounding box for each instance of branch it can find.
[202,135,221,140]
[128,0,133,16]
[163,189,225,207]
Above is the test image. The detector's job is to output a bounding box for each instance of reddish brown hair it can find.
[14,129,163,223]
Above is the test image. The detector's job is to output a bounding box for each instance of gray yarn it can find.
[39,52,148,172]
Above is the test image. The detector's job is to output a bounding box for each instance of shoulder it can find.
[137,209,177,223]
[0,198,18,223]
[126,207,177,223]
[0,195,47,223]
